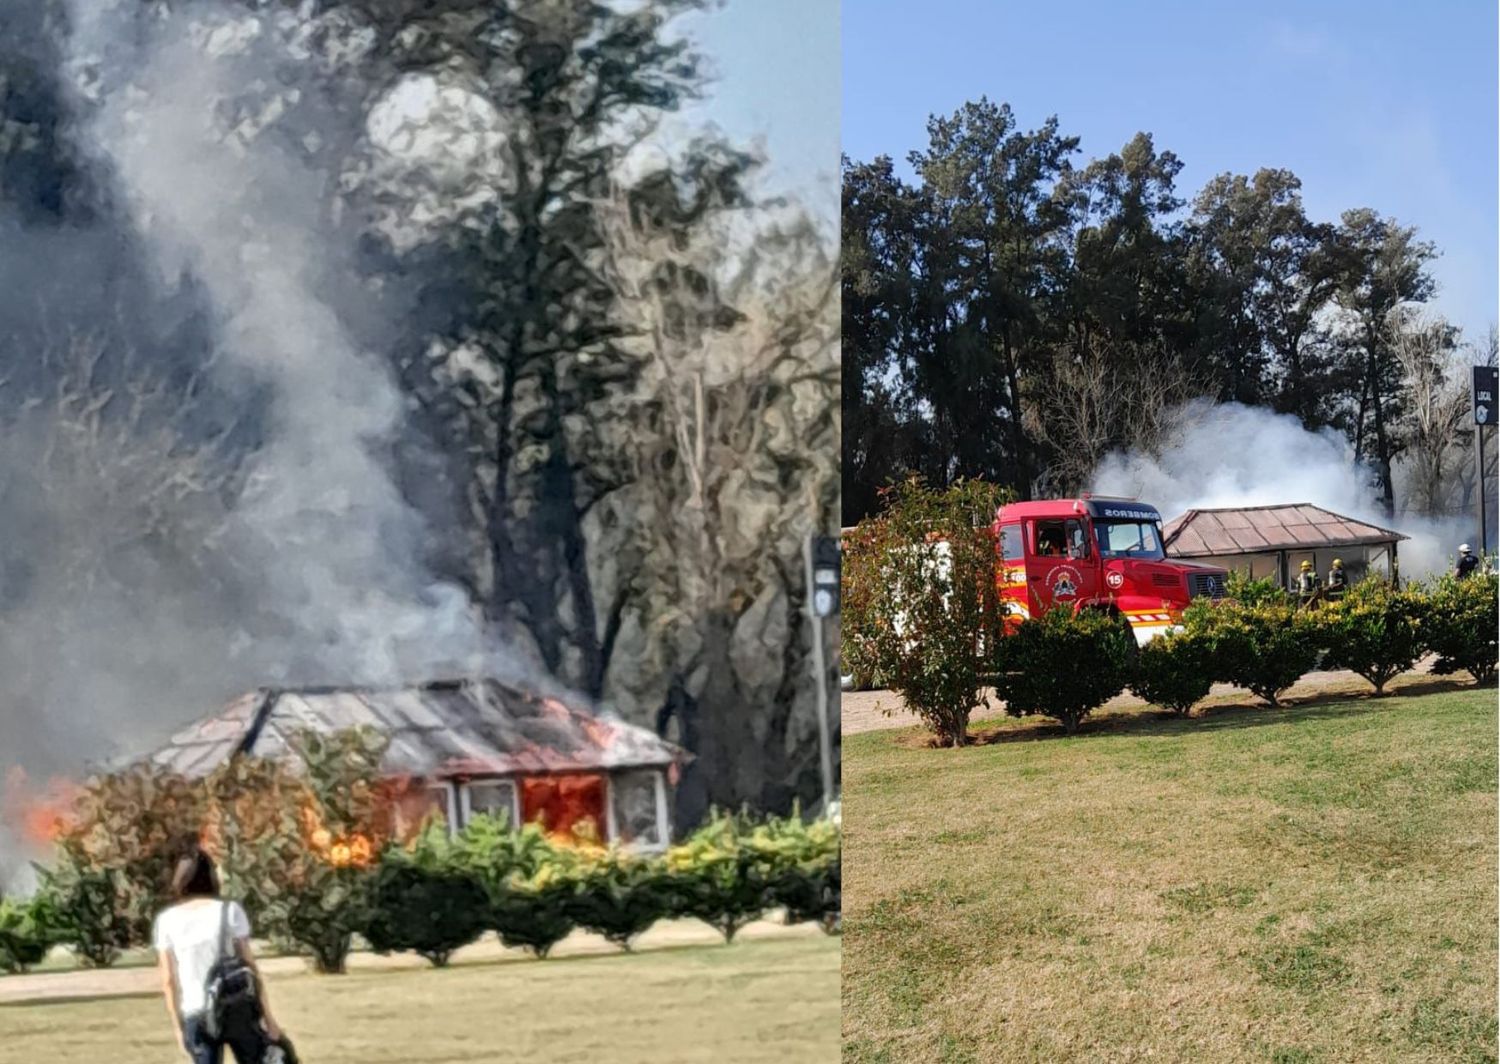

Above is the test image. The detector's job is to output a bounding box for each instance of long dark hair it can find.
[170,846,220,900]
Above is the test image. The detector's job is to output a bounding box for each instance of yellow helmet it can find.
[1332,558,1343,569]
[1300,560,1313,571]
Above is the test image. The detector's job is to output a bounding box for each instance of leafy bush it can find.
[1132,628,1217,715]
[363,858,489,967]
[660,812,776,942]
[1225,571,1295,607]
[452,816,577,958]
[36,856,133,969]
[754,815,841,934]
[0,895,56,973]
[46,767,205,947]
[563,849,665,951]
[843,478,1011,747]
[992,608,1135,734]
[1424,572,1499,685]
[1184,598,1321,706]
[1318,579,1429,693]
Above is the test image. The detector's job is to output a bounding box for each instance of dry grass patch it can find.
[842,687,1497,1063]
[0,936,839,1063]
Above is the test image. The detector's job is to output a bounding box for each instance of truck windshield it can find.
[1095,520,1165,560]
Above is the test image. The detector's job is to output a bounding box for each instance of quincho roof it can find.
[1162,504,1408,559]
[138,679,686,780]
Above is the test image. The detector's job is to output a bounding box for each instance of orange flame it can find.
[301,802,376,868]
[2,767,80,845]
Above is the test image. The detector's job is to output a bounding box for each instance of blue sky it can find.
[843,0,1499,346]
[679,0,840,222]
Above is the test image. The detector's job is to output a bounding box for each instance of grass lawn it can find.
[842,685,1498,1064]
[0,935,839,1063]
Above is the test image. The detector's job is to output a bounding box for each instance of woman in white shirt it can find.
[153,848,283,1063]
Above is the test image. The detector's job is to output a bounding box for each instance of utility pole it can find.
[1474,367,1497,555]
[805,535,839,817]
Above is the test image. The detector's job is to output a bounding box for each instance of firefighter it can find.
[1295,559,1321,605]
[1325,558,1347,600]
[1455,543,1479,579]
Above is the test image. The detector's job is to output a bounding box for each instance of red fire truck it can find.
[994,495,1229,644]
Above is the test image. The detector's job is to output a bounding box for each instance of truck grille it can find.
[1189,572,1227,600]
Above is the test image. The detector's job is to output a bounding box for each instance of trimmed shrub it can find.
[363,828,489,967]
[745,813,841,934]
[661,812,775,942]
[1184,598,1320,706]
[1132,628,1217,715]
[843,478,1011,747]
[452,816,577,958]
[1318,579,1429,694]
[563,849,666,951]
[1425,571,1499,685]
[0,896,56,973]
[489,862,577,958]
[992,608,1136,734]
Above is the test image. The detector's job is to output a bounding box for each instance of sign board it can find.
[810,536,840,617]
[1475,366,1498,426]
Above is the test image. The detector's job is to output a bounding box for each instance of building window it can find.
[521,774,606,845]
[461,779,518,830]
[611,769,664,850]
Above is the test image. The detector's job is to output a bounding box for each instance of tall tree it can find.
[1331,208,1438,516]
[908,98,1079,498]
[1187,169,1339,418]
[841,154,930,525]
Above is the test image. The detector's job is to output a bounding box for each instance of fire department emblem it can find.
[1105,571,1124,590]
[1049,565,1082,600]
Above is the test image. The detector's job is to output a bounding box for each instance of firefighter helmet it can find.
[1300,560,1313,571]
[1331,558,1343,569]
[1460,543,1472,554]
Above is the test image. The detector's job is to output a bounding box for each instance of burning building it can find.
[1163,504,1408,588]
[135,679,687,852]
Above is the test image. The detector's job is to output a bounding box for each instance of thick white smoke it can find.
[0,3,543,887]
[1090,400,1471,580]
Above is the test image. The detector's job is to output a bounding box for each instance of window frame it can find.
[607,768,669,853]
[459,778,520,831]
[999,524,1024,562]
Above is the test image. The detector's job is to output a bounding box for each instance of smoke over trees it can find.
[843,96,1492,531]
[0,0,835,834]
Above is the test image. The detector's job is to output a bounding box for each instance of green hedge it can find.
[1131,628,1217,715]
[992,607,1136,734]
[1007,575,1498,722]
[1425,571,1500,685]
[19,808,840,973]
[1182,596,1323,706]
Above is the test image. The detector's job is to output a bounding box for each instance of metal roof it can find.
[1162,504,1409,558]
[139,679,687,780]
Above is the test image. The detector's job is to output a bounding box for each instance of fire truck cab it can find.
[994,495,1228,644]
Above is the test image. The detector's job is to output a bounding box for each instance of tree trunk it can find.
[1000,325,1032,498]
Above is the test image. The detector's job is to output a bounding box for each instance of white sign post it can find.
[805,535,839,817]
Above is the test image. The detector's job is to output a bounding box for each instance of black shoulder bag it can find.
[202,900,257,1040]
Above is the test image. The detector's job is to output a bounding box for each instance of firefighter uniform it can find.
[1295,561,1321,605]
[1456,545,1479,579]
[1325,559,1347,601]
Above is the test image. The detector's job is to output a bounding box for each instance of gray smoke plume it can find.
[0,3,531,883]
[1091,400,1471,579]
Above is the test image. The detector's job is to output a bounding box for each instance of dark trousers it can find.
[182,1004,266,1064]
